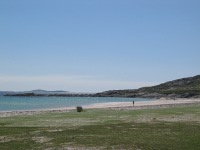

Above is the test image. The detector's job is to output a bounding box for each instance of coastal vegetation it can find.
[0,104,200,150]
[96,75,200,98]
[76,106,83,112]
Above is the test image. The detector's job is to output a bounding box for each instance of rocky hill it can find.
[95,75,200,98]
[4,75,200,98]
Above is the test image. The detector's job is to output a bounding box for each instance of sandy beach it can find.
[0,98,200,117]
[85,98,200,109]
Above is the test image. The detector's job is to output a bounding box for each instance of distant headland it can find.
[2,75,200,99]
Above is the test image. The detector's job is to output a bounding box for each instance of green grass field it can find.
[0,104,200,150]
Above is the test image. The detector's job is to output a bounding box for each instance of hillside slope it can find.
[95,75,200,98]
[4,75,200,98]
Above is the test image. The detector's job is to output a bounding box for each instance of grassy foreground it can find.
[0,105,200,150]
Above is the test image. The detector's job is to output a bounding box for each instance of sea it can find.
[0,96,151,111]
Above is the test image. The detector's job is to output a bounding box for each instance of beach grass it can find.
[0,104,200,150]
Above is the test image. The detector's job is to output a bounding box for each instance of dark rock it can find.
[76,106,83,112]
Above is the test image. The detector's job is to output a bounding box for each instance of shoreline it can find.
[0,98,200,117]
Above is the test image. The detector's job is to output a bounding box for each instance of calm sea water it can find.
[0,96,151,111]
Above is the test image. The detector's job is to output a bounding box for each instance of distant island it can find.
[1,89,93,97]
[3,75,200,99]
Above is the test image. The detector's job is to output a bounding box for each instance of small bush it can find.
[76,106,83,112]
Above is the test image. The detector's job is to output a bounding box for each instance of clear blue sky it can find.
[0,0,200,92]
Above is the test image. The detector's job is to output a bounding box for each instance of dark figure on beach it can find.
[133,101,135,106]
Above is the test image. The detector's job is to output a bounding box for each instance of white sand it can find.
[84,98,200,109]
[0,98,200,117]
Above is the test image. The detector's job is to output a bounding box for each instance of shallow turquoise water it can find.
[0,96,151,111]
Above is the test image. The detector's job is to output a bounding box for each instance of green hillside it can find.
[141,75,200,95]
[96,75,200,98]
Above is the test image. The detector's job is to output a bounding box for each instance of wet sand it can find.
[0,98,200,117]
